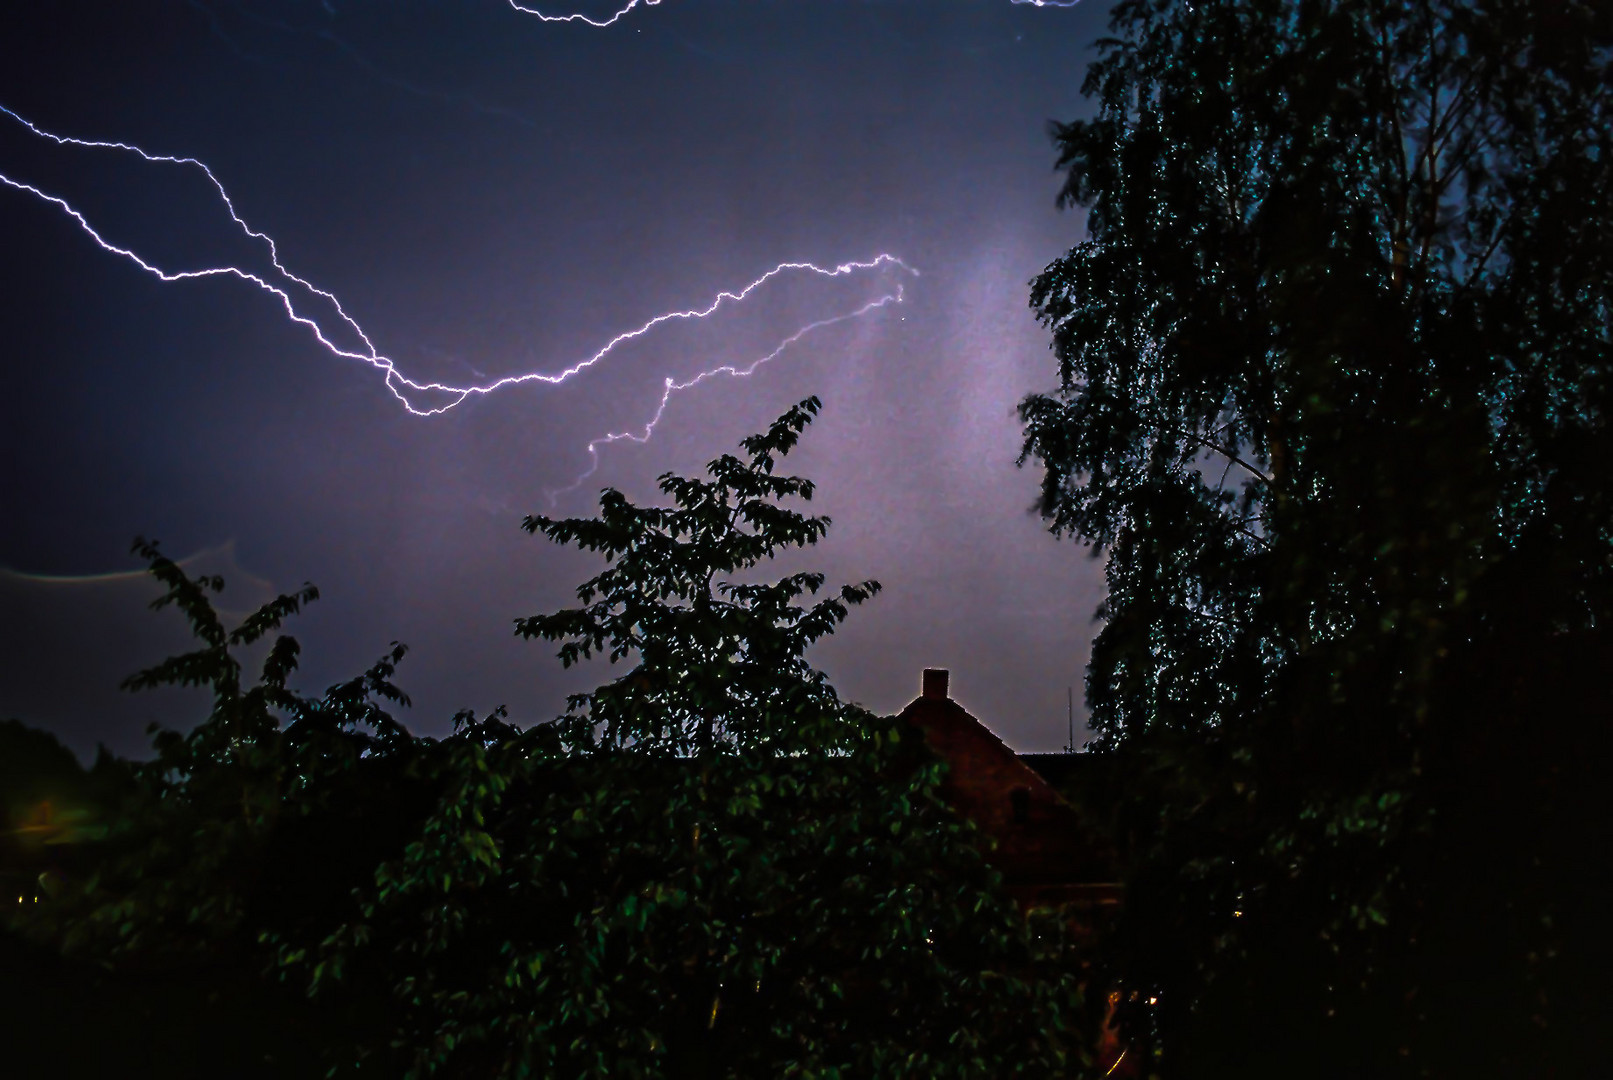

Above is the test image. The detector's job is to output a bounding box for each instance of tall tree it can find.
[1021,1,1611,1074]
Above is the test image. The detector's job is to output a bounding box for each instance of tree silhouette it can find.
[516,395,880,756]
[1021,0,1611,1074]
[303,398,1087,1078]
[11,400,1090,1079]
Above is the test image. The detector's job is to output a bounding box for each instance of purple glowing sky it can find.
[0,0,1108,758]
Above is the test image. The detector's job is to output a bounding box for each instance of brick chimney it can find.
[922,668,949,700]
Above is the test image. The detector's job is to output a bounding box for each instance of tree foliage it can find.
[3,542,426,1077]
[9,400,1086,1078]
[310,398,1084,1078]
[515,395,880,756]
[1021,0,1611,1074]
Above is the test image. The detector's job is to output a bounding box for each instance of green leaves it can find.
[517,398,879,757]
[301,397,1084,1077]
[20,402,1086,1078]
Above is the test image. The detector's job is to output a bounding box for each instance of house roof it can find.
[894,669,1120,910]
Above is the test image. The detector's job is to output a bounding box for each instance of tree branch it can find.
[1164,427,1273,485]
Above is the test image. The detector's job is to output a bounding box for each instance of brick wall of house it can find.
[895,669,1119,909]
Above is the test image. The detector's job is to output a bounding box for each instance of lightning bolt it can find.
[386,254,913,417]
[508,0,1082,27]
[0,105,915,484]
[505,0,662,28]
[544,281,908,504]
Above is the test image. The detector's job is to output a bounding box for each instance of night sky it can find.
[0,0,1111,760]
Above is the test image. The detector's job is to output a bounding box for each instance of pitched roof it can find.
[895,669,1120,909]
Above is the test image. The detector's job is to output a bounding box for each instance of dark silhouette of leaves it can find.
[1021,1,1612,1074]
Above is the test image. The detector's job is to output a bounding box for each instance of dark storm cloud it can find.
[1,0,1109,759]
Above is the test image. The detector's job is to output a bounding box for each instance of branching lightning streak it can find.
[505,0,662,28]
[1,105,915,486]
[545,283,907,504]
[508,0,1081,26]
[1,103,386,375]
[388,254,913,417]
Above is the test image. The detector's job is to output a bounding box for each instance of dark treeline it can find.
[3,400,1087,1079]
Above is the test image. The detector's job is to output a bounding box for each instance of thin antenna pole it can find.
[1066,686,1074,753]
